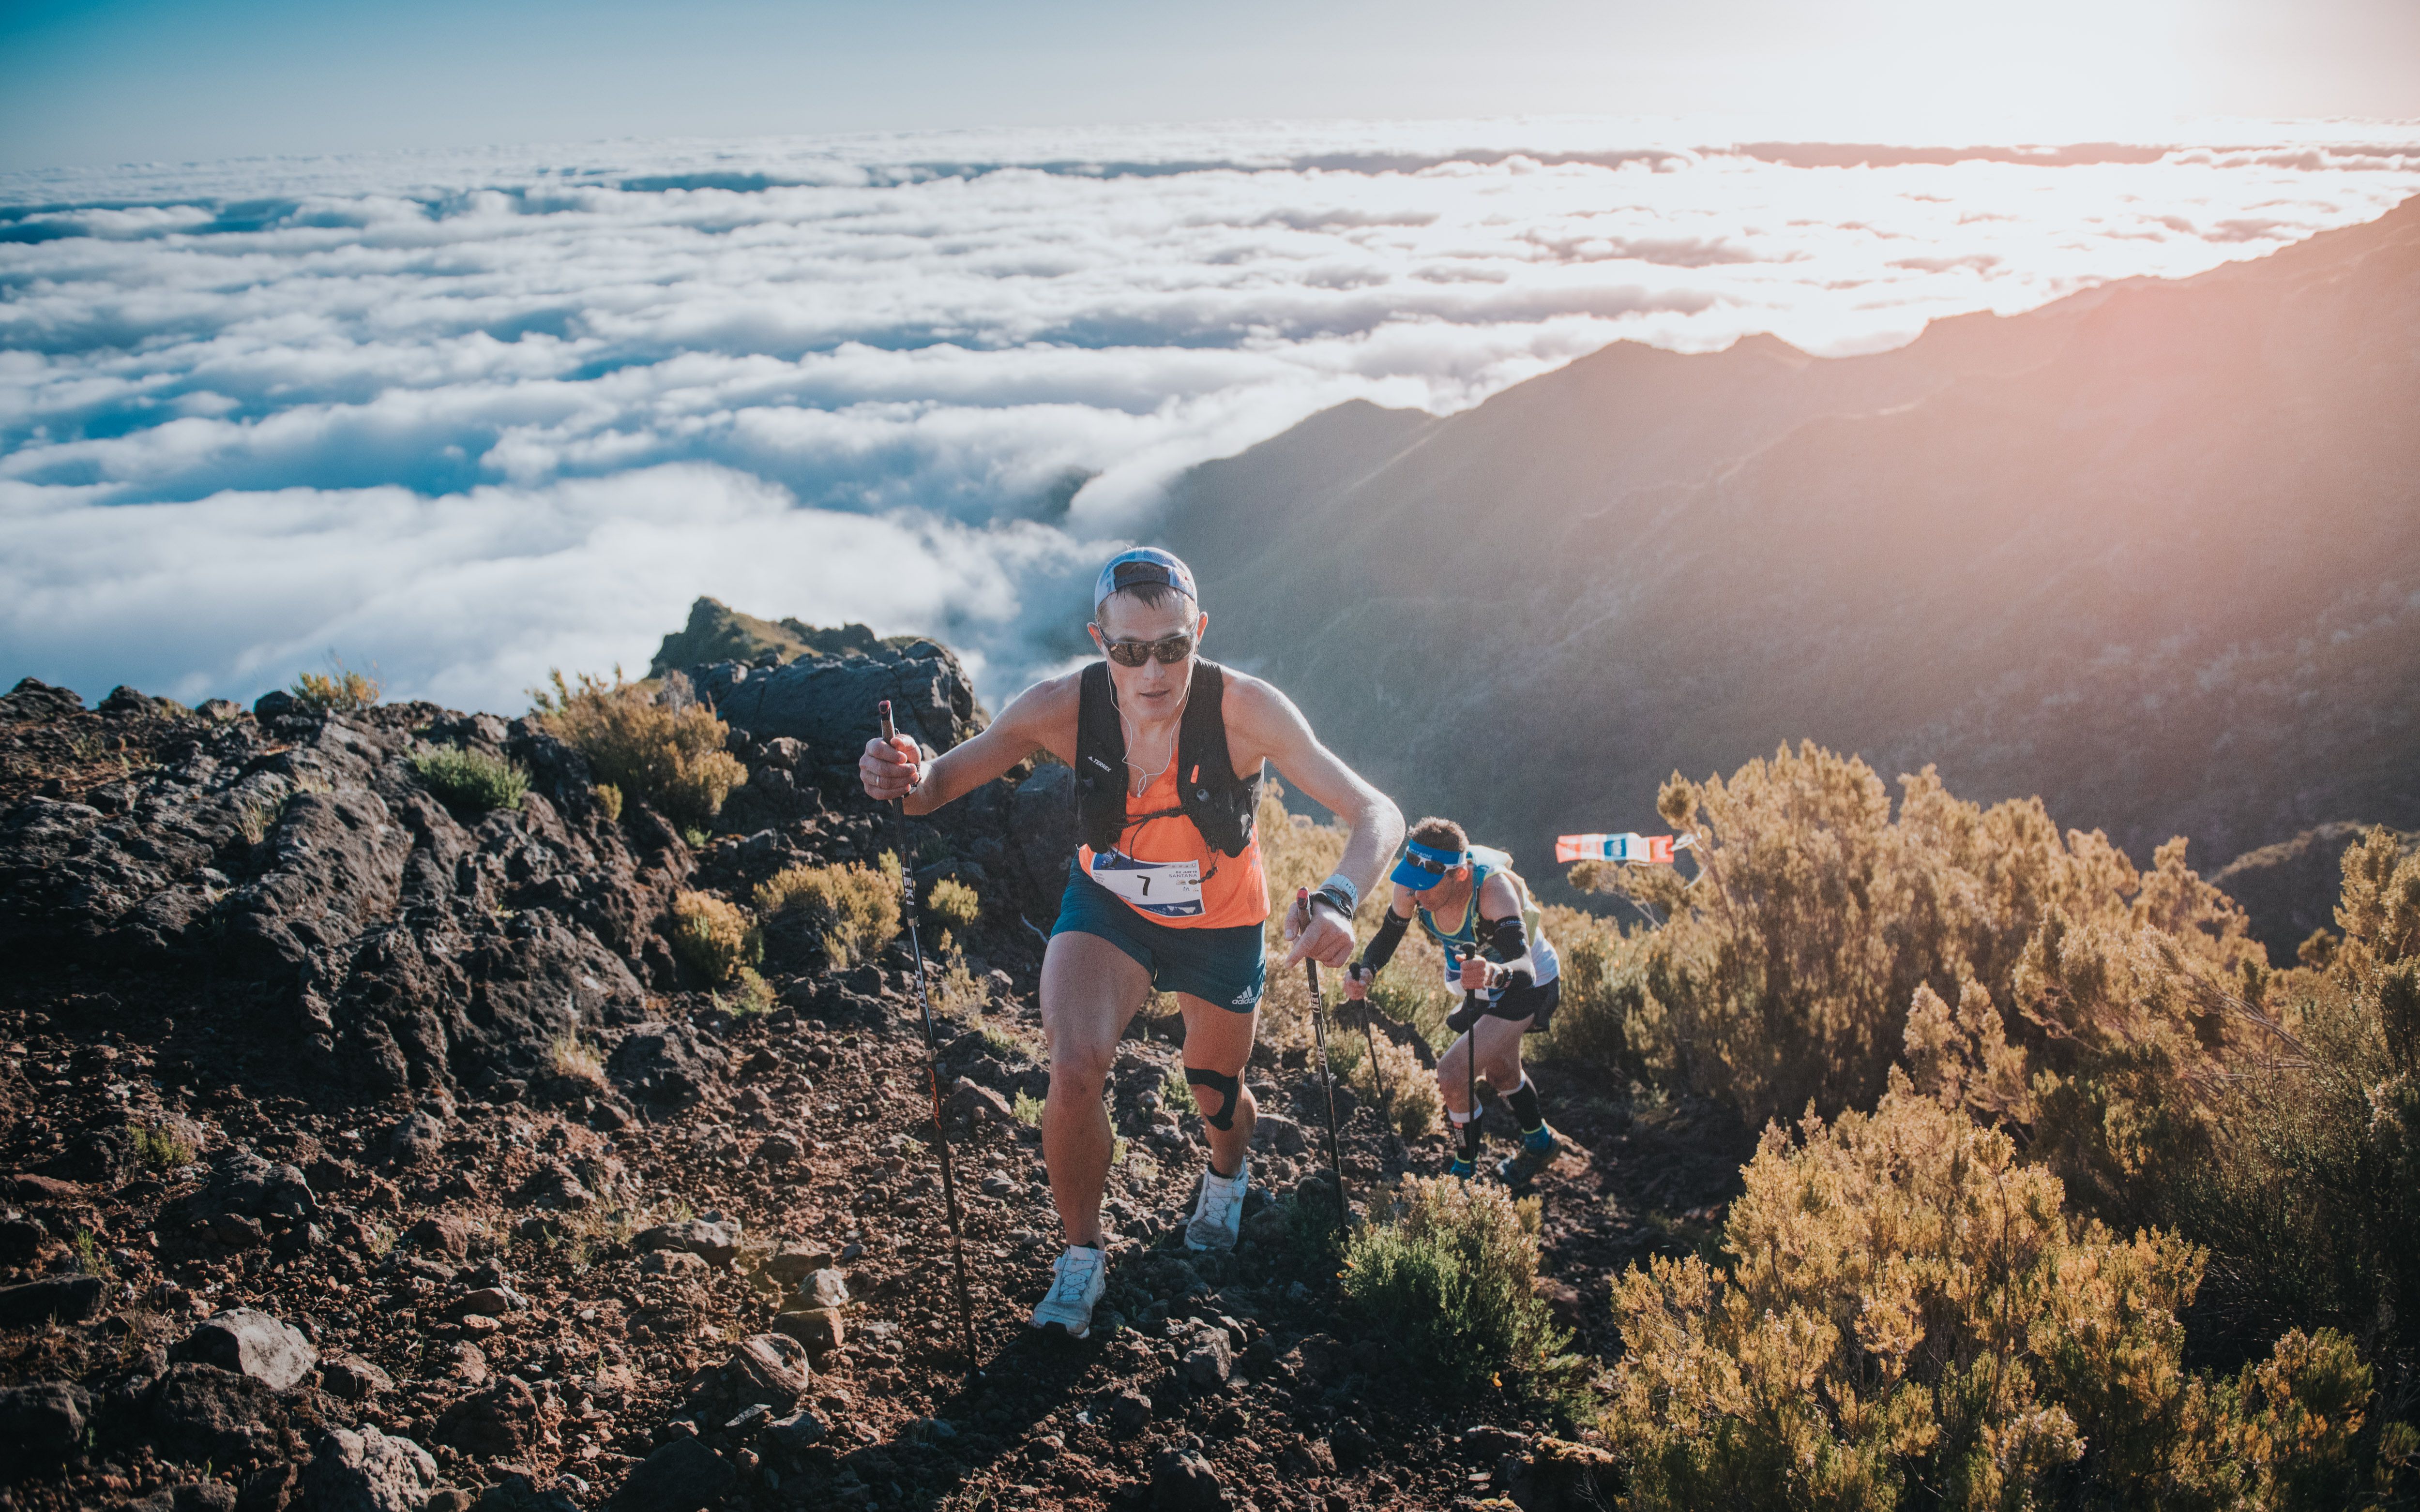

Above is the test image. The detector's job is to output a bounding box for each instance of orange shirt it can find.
[1075,753,1269,930]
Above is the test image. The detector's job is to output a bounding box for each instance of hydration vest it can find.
[1074,659,1262,858]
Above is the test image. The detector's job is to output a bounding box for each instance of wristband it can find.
[1310,883,1357,923]
[1315,873,1359,918]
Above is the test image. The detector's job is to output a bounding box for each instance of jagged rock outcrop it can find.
[0,684,671,1094]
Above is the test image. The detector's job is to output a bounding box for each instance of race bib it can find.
[1089,851,1205,918]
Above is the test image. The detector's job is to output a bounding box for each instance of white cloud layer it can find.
[4,118,2418,713]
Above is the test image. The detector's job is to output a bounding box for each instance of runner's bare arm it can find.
[1224,674,1405,966]
[1477,871,1522,921]
[859,673,1081,816]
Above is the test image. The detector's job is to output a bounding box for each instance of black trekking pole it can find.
[879,701,979,1367]
[1355,993,1393,1133]
[1299,889,1351,1229]
[1455,945,1482,1175]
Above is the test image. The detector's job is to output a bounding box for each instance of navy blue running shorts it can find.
[1052,859,1267,1013]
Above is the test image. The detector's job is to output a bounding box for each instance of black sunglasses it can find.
[1095,629,1196,667]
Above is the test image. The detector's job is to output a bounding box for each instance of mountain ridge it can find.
[1161,195,2420,895]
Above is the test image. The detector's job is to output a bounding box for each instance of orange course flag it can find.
[1556,832,1676,865]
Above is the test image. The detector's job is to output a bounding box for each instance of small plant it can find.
[410,743,529,814]
[1341,1175,1574,1404]
[529,669,746,830]
[718,967,775,1017]
[754,854,904,969]
[594,782,623,823]
[927,877,981,930]
[71,1228,114,1281]
[933,953,984,1019]
[235,793,280,846]
[130,1117,198,1171]
[670,890,760,986]
[548,1033,605,1087]
[291,660,380,714]
[1013,1090,1045,1127]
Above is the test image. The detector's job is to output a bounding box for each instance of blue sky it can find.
[6,0,2418,173]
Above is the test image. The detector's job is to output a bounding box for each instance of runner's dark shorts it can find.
[1052,859,1267,1013]
[1484,975,1560,1033]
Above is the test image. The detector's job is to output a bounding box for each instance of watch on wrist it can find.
[1310,882,1357,922]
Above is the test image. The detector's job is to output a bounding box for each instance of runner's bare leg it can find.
[1174,993,1259,1176]
[1438,1014,1529,1114]
[1039,930,1150,1248]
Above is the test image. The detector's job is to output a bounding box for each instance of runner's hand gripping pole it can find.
[1300,888,1351,1228]
[879,701,979,1366]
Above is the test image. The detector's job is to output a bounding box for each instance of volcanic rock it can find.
[609,1435,736,1512]
[434,1376,554,1459]
[0,1381,90,1474]
[303,1426,439,1512]
[145,1362,287,1466]
[770,1307,845,1353]
[633,1217,740,1265]
[1150,1445,1227,1512]
[609,1024,726,1108]
[0,1273,106,1326]
[319,1354,394,1400]
[171,1308,318,1391]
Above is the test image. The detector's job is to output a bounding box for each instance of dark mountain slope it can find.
[1163,198,2420,886]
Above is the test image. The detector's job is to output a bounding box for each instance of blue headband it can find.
[1389,838,1469,892]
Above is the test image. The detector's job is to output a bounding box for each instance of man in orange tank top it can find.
[861,548,1403,1338]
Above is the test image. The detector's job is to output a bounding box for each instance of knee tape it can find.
[1185,1065,1241,1131]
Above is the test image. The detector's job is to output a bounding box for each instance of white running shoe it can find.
[1030,1244,1108,1338]
[1185,1157,1249,1252]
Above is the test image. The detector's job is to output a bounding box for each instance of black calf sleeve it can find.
[1455,1115,1484,1162]
[1505,1077,1544,1133]
[1185,1065,1242,1131]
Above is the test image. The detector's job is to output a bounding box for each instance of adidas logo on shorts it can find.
[1230,984,1259,1007]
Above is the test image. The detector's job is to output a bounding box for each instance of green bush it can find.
[409,743,529,813]
[926,876,981,930]
[529,670,746,831]
[130,1118,197,1171]
[670,890,759,985]
[1341,1175,1576,1404]
[755,854,903,969]
[1605,1080,2391,1510]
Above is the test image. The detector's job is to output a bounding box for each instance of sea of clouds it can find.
[5,118,2419,714]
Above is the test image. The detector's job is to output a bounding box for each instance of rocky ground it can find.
[0,660,1748,1512]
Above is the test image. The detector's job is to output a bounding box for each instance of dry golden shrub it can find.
[529,670,746,831]
[291,664,380,713]
[1606,1078,2385,1510]
[755,854,903,969]
[670,889,758,985]
[1569,744,2262,1129]
[926,877,981,930]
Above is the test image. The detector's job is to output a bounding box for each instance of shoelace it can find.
[1053,1250,1102,1300]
